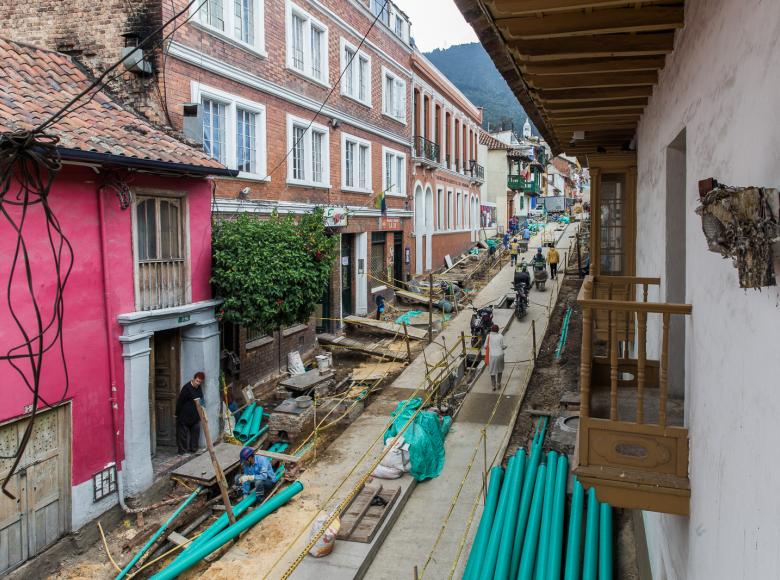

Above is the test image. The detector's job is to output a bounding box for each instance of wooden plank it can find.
[395,288,431,306]
[522,56,666,76]
[195,399,236,525]
[539,86,654,102]
[168,531,189,546]
[526,71,658,90]
[510,33,676,61]
[337,483,382,540]
[279,368,336,393]
[497,6,684,39]
[491,0,678,17]
[317,333,409,362]
[546,99,648,112]
[343,315,428,341]
[254,449,300,463]
[170,442,245,486]
[348,486,401,543]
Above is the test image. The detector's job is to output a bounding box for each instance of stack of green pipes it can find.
[233,402,270,444]
[462,417,613,580]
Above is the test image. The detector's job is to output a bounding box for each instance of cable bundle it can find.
[462,417,613,579]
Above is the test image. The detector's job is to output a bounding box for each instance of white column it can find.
[181,320,221,447]
[355,232,368,315]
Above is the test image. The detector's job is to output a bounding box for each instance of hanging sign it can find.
[323,206,348,227]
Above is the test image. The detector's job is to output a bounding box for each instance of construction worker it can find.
[175,371,204,455]
[548,244,560,280]
[238,447,277,499]
[509,237,519,267]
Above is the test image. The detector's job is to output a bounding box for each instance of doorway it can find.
[149,329,180,455]
[341,235,354,317]
[393,232,403,286]
[666,129,687,398]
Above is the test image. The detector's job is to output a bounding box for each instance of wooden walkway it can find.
[343,315,428,341]
[317,333,409,362]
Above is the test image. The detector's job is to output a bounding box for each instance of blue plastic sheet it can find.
[384,398,450,481]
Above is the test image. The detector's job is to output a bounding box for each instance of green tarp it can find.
[383,398,451,481]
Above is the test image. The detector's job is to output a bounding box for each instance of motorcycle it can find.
[513,280,529,319]
[470,305,494,347]
[533,261,548,291]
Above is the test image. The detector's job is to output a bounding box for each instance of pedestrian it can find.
[237,447,277,499]
[503,231,510,250]
[485,324,507,391]
[375,294,386,321]
[175,371,205,455]
[548,245,560,279]
[509,237,519,266]
[522,225,531,242]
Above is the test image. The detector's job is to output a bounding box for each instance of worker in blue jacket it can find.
[237,447,277,499]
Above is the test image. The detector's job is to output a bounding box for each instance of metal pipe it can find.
[534,451,558,580]
[599,503,613,580]
[116,487,202,579]
[546,455,568,580]
[563,479,584,580]
[494,450,526,580]
[151,482,303,580]
[582,487,601,580]
[181,492,257,556]
[478,455,517,580]
[517,464,547,580]
[463,465,504,580]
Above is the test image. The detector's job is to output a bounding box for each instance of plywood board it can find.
[394,289,431,306]
[170,443,245,486]
[317,333,409,362]
[279,368,335,393]
[343,316,427,341]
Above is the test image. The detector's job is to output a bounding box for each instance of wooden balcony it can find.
[573,275,692,515]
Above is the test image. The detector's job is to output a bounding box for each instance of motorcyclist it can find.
[532,246,546,270]
[514,262,531,291]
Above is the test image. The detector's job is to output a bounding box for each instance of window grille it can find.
[93,465,117,502]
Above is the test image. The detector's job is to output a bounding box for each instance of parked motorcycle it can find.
[513,280,529,319]
[470,305,494,347]
[533,262,548,291]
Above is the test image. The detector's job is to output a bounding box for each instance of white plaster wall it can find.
[486,149,509,230]
[635,0,780,578]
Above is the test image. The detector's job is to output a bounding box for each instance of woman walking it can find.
[485,325,507,391]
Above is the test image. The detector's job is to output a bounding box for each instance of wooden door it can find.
[0,406,70,575]
[341,236,353,317]
[153,330,179,448]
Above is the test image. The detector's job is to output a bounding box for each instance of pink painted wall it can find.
[0,164,213,485]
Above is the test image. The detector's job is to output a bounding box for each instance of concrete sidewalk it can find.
[366,221,578,580]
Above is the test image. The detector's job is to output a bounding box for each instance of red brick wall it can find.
[237,324,317,388]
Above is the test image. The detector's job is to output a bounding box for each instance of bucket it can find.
[315,354,330,373]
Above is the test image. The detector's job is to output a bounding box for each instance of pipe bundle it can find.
[462,418,613,579]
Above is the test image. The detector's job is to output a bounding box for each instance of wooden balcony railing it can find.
[468,160,485,182]
[137,259,186,311]
[574,275,693,515]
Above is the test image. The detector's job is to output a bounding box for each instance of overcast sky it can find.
[393,0,478,52]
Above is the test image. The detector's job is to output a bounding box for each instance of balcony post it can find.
[609,309,618,421]
[579,283,593,418]
[659,312,670,427]
[636,311,647,424]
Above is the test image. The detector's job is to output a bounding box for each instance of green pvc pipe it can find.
[563,479,585,580]
[116,487,202,579]
[582,487,601,580]
[244,424,269,446]
[555,307,573,360]
[463,466,504,580]
[509,438,543,580]
[599,503,613,580]
[180,492,257,555]
[546,455,569,580]
[517,464,547,580]
[152,481,303,580]
[478,455,517,580]
[534,451,558,580]
[494,450,527,580]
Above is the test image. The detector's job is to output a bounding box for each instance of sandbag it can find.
[288,351,305,375]
[308,511,340,558]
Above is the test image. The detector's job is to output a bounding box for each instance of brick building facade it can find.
[409,50,484,275]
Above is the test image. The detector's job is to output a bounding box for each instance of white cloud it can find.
[393,0,478,52]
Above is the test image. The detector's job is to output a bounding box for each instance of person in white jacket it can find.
[486,324,507,391]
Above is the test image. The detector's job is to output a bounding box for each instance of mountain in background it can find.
[424,42,536,136]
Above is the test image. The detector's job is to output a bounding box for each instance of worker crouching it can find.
[237,446,277,499]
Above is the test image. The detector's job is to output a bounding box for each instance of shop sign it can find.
[323,206,348,227]
[379,216,401,230]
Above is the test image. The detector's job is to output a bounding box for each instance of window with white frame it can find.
[436,188,444,231]
[456,191,463,228]
[287,114,330,187]
[195,0,265,52]
[197,84,267,178]
[447,189,454,229]
[342,133,371,192]
[382,147,406,196]
[340,38,371,106]
[382,67,406,123]
[286,2,328,84]
[371,0,391,26]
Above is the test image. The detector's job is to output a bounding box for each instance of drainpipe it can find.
[97,186,131,513]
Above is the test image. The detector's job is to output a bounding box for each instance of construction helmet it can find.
[240,447,255,463]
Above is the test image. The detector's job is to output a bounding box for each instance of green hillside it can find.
[424,42,536,135]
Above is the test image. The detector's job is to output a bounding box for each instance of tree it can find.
[212,210,338,331]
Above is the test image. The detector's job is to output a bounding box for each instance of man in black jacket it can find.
[175,371,205,455]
